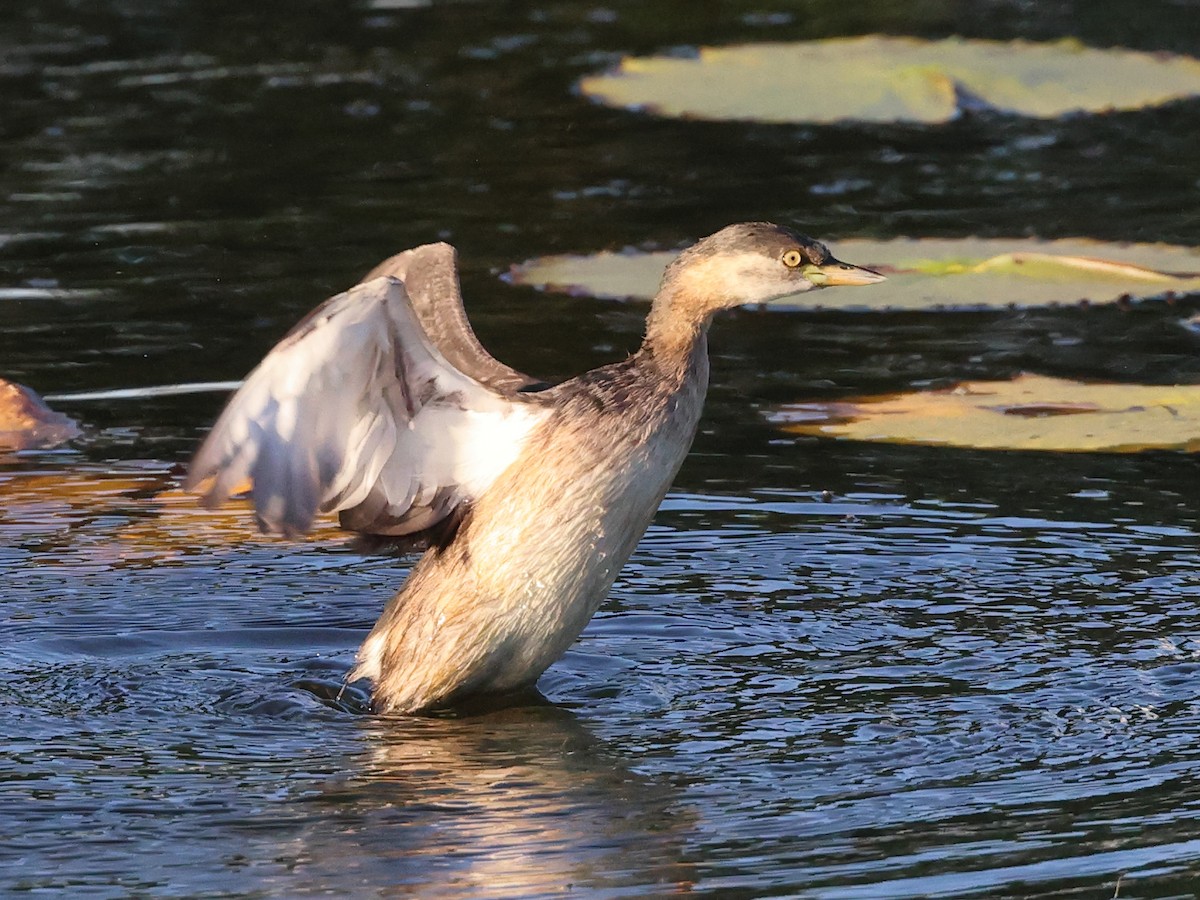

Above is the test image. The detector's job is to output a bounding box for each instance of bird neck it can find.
[641,290,710,382]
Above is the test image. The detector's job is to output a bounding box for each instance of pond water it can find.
[4,1,1200,896]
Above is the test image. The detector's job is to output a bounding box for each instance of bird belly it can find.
[355,383,704,714]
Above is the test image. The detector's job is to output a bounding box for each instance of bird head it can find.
[659,222,885,315]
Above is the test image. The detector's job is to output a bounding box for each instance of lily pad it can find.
[579,37,1200,124]
[507,238,1200,311]
[0,378,81,451]
[769,373,1200,453]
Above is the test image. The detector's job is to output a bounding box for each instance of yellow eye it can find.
[782,249,804,268]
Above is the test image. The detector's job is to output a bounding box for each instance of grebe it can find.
[187,223,884,714]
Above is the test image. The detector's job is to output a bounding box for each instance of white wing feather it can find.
[187,276,545,537]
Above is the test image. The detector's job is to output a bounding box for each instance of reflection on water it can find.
[0,460,345,567]
[286,707,695,897]
[5,454,1200,894]
[578,486,1200,896]
[3,0,1200,896]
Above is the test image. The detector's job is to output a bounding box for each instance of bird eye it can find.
[782,249,804,268]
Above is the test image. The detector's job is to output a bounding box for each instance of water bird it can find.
[187,222,885,714]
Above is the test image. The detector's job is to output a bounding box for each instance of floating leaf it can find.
[0,379,81,451]
[507,238,1200,311]
[579,37,1200,124]
[769,374,1200,452]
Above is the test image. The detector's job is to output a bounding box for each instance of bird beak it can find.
[803,260,887,287]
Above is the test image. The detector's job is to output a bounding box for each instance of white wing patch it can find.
[187,276,548,537]
[410,405,543,500]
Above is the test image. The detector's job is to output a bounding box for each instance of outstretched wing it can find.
[360,243,546,393]
[186,275,547,538]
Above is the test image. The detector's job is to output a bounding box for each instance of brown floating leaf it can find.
[580,37,1200,124]
[508,238,1200,311]
[769,374,1200,453]
[0,378,81,451]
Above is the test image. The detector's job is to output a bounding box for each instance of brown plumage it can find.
[187,222,884,714]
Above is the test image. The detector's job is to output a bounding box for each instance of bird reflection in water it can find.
[275,700,697,896]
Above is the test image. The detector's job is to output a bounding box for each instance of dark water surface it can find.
[4,1,1200,896]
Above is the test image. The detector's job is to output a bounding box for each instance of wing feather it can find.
[361,243,546,393]
[187,272,546,538]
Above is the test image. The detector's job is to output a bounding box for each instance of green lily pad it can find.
[769,373,1200,453]
[507,238,1200,311]
[579,37,1200,124]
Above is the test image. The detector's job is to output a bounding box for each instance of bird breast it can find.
[461,371,709,681]
[357,349,710,708]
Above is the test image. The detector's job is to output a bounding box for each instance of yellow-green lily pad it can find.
[507,238,1200,311]
[579,37,1200,124]
[769,373,1200,452]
